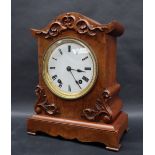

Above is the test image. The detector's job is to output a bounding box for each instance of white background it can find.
[0,0,11,155]
[143,0,155,154]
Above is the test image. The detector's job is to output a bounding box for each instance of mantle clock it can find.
[27,12,128,151]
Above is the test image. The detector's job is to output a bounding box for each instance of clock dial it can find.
[43,38,97,99]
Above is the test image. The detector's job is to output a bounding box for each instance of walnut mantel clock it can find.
[27,12,128,151]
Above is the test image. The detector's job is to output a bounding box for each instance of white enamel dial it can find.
[43,38,97,99]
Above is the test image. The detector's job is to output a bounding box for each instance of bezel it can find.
[42,37,98,99]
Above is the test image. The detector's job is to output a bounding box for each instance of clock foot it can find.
[27,131,36,135]
[106,144,121,151]
[126,128,129,132]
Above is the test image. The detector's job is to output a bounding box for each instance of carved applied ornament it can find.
[83,84,120,124]
[35,13,114,38]
[34,85,59,116]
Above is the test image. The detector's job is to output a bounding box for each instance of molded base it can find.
[27,112,128,151]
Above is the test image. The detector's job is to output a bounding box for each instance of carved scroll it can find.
[34,85,59,116]
[32,12,124,39]
[83,83,120,124]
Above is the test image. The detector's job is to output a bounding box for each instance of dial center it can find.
[66,66,71,72]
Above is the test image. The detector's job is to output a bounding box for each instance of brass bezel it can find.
[42,37,98,99]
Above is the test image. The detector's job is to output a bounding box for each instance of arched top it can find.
[31,12,124,39]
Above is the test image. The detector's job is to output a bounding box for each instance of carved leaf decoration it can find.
[76,20,104,36]
[35,85,47,103]
[96,99,103,111]
[39,103,58,115]
[82,84,121,123]
[61,14,75,28]
[49,22,66,37]
[76,20,89,34]
[34,85,59,116]
[83,109,98,121]
[82,89,113,123]
[33,12,124,39]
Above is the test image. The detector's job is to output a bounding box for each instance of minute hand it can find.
[69,70,82,89]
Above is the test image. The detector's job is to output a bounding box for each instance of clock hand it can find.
[71,68,85,73]
[66,66,82,89]
[70,70,82,89]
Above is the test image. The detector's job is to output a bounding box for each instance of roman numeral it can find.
[82,56,88,61]
[57,79,62,84]
[68,45,71,52]
[82,76,89,82]
[84,67,91,70]
[78,80,82,84]
[59,49,63,55]
[52,75,57,80]
[52,57,57,61]
[50,67,55,69]
[68,85,71,92]
[57,79,63,88]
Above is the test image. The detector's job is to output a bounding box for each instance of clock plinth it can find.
[27,112,128,151]
[27,12,128,151]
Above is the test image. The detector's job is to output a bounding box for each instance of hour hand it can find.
[76,69,85,72]
[71,68,85,73]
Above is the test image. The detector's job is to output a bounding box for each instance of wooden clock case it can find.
[27,12,128,151]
